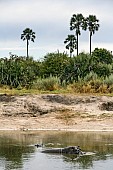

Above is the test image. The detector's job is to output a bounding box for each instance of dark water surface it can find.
[0,131,113,170]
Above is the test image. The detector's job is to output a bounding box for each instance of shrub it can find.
[83,71,98,82]
[82,84,92,93]
[104,74,113,87]
[67,82,84,93]
[108,85,113,93]
[32,76,60,91]
[99,85,109,93]
[94,63,112,77]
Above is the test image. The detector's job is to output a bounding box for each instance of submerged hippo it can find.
[41,146,83,155]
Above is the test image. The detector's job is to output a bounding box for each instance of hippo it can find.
[41,146,83,155]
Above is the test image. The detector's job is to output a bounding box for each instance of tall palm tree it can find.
[64,35,77,57]
[70,14,84,56]
[21,28,36,58]
[85,15,99,55]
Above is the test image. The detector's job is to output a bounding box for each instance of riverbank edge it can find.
[1,129,113,132]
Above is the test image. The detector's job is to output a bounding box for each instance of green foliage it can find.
[104,74,113,87]
[83,71,98,82]
[68,72,113,93]
[32,76,60,91]
[0,48,113,93]
[74,52,91,78]
[92,48,113,64]
[60,57,77,84]
[93,63,112,77]
[40,50,111,86]
[61,52,92,84]
[40,51,70,78]
[0,54,40,88]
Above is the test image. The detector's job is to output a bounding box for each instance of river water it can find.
[0,131,113,170]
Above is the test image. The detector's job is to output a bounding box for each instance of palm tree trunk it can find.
[70,48,72,57]
[90,32,92,55]
[27,39,29,58]
[77,33,78,56]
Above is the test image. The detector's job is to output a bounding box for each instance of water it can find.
[0,131,113,170]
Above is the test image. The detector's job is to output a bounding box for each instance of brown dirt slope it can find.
[0,94,113,131]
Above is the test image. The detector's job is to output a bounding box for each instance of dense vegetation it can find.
[0,48,113,94]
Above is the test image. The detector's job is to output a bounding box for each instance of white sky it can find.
[0,0,113,60]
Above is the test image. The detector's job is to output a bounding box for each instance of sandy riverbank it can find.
[0,94,113,131]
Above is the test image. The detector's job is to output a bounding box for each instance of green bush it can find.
[32,76,60,91]
[104,74,113,87]
[83,71,98,82]
[93,63,112,77]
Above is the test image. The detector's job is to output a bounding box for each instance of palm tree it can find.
[64,35,77,57]
[85,15,99,55]
[70,14,84,56]
[21,28,36,58]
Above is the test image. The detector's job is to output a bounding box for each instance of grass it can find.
[55,109,91,125]
[56,109,113,121]
[98,113,113,119]
[0,87,40,95]
[2,73,113,96]
[0,87,70,95]
[1,84,113,97]
[55,109,113,125]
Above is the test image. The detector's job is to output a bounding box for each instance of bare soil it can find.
[0,94,113,131]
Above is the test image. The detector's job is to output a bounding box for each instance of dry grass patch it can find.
[86,113,113,122]
[55,109,89,125]
[98,113,113,119]
[55,109,75,125]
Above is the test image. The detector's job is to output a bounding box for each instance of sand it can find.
[0,93,113,131]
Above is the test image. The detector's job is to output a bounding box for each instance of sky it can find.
[0,0,113,60]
